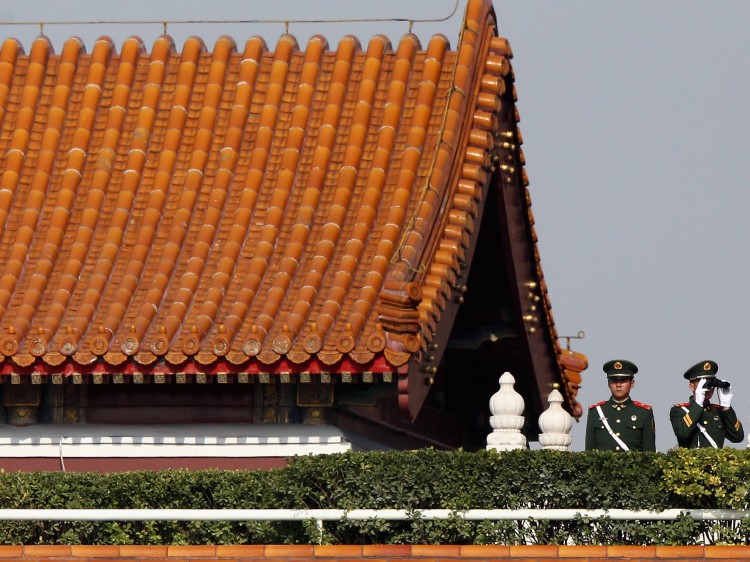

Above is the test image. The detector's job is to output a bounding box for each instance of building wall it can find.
[0,544,745,560]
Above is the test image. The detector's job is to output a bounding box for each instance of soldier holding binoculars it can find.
[670,360,744,448]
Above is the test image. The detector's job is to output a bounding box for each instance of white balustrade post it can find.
[538,383,573,451]
[486,371,526,451]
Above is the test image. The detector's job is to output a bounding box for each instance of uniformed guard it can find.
[670,360,743,448]
[585,359,656,451]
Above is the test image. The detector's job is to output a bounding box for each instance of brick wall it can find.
[1,544,749,560]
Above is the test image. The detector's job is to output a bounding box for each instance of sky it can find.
[1,1,750,452]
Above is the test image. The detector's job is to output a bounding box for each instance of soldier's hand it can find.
[694,378,708,404]
[718,386,733,409]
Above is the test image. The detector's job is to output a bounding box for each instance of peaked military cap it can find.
[683,360,718,380]
[603,359,637,379]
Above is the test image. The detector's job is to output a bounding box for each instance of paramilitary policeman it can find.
[670,360,744,448]
[585,359,656,452]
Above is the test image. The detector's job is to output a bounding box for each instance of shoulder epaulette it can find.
[588,401,607,409]
[632,401,652,410]
[673,402,690,408]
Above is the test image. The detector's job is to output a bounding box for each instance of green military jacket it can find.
[585,396,656,451]
[669,397,744,448]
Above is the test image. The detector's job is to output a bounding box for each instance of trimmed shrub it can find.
[0,449,748,544]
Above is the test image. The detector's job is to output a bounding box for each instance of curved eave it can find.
[384,0,587,419]
[0,354,397,381]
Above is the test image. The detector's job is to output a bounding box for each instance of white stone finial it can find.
[538,385,573,451]
[486,371,527,451]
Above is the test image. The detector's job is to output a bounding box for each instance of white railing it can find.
[0,508,746,522]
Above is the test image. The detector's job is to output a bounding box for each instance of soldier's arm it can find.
[585,408,597,451]
[643,409,656,452]
[721,407,744,443]
[670,402,703,441]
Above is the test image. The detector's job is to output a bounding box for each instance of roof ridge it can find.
[62,37,144,363]
[211,34,297,364]
[28,38,112,359]
[247,35,343,364]
[0,38,49,350]
[276,35,392,365]
[176,36,267,364]
[145,36,236,359]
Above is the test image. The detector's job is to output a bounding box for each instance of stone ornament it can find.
[486,371,527,451]
[538,384,573,451]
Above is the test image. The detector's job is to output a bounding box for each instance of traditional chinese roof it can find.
[0,0,585,417]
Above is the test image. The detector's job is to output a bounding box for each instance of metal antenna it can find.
[559,330,585,350]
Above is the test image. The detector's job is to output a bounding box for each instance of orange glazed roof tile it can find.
[0,0,585,415]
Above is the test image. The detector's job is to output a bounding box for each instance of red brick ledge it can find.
[0,545,749,559]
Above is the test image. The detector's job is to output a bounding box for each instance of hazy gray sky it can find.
[499,2,750,451]
[2,1,750,452]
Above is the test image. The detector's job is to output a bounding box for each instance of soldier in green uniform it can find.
[670,361,743,448]
[585,360,656,451]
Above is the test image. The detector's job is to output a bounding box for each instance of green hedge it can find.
[1,448,750,545]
